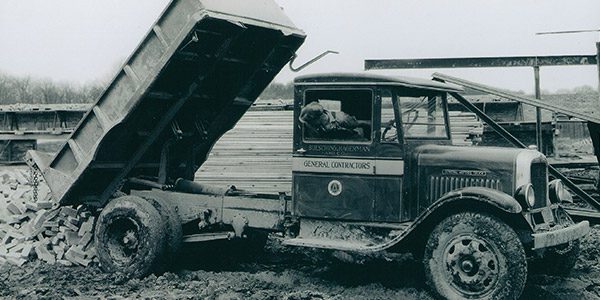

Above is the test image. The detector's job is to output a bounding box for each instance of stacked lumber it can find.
[0,167,97,267]
[196,110,294,194]
[449,111,484,146]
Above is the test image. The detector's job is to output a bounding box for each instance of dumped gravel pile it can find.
[0,166,97,268]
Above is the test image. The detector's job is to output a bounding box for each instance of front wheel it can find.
[423,212,527,300]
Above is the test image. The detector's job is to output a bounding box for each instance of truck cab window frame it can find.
[300,88,374,144]
[397,92,450,140]
[380,90,402,144]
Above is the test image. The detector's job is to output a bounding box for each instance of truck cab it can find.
[292,73,455,223]
[285,73,590,299]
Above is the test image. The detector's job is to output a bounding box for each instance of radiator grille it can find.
[530,162,548,208]
[429,176,501,201]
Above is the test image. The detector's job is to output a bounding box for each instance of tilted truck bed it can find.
[26,0,305,207]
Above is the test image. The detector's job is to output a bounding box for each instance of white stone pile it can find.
[0,167,97,267]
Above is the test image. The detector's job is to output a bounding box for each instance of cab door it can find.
[374,90,406,222]
[292,87,377,221]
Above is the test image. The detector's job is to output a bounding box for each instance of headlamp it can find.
[515,184,535,208]
[549,179,573,204]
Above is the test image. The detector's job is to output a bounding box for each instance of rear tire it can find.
[95,196,165,278]
[144,196,183,273]
[423,212,527,300]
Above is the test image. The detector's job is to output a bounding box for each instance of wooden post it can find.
[596,42,600,100]
[534,65,542,151]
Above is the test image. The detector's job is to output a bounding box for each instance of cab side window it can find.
[300,89,373,142]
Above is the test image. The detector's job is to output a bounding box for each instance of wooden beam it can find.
[597,42,600,101]
[365,55,598,70]
[534,66,542,151]
[566,208,600,224]
[433,73,600,124]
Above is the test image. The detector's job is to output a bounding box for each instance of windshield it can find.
[398,94,448,139]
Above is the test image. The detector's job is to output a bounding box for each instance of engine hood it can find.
[410,145,547,207]
[413,144,543,170]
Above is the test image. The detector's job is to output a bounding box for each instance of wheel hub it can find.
[460,259,475,274]
[106,217,141,264]
[444,235,499,296]
[122,230,139,250]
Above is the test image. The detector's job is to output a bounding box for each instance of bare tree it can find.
[13,75,32,103]
[81,83,104,103]
[573,85,598,95]
[35,78,61,104]
[0,73,16,103]
[60,83,80,104]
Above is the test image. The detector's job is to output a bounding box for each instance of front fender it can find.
[381,187,523,252]
[325,187,523,253]
[430,186,522,214]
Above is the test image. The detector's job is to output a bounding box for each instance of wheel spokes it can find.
[444,235,500,296]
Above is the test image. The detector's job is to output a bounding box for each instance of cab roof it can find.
[294,73,464,93]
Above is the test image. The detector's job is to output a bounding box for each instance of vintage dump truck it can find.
[25,0,589,299]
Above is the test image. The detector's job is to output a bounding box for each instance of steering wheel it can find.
[381,119,397,142]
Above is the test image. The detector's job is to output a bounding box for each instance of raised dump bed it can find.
[26,0,305,207]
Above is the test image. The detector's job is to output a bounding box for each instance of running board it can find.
[282,237,372,251]
[182,232,234,243]
[282,218,412,252]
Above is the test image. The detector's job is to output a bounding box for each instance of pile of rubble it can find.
[0,167,97,267]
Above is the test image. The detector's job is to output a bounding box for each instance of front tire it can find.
[423,212,527,300]
[95,196,166,278]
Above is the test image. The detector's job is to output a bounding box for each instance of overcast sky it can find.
[0,0,599,94]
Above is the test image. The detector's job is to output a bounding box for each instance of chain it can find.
[29,165,39,202]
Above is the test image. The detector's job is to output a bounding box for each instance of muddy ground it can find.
[1,226,600,300]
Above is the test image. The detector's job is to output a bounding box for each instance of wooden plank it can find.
[365,55,598,70]
[434,73,600,124]
[566,208,600,224]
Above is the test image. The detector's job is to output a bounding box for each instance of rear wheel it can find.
[95,196,165,278]
[144,196,183,273]
[423,212,527,300]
